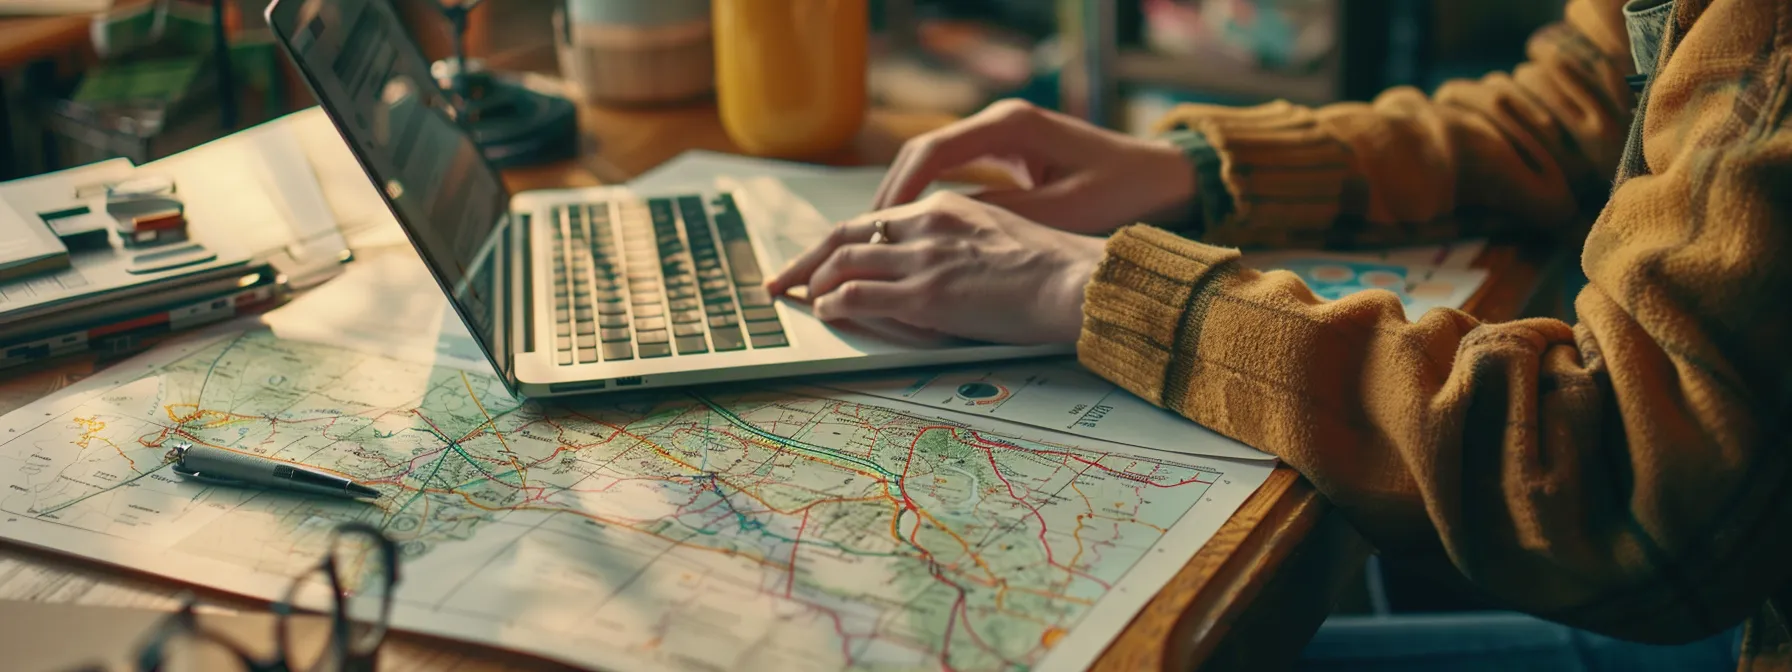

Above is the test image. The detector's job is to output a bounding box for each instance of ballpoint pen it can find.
[170,442,382,500]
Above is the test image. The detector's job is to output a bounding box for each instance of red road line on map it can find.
[954,427,1058,566]
[954,429,1117,591]
[786,507,810,598]
[964,431,1214,488]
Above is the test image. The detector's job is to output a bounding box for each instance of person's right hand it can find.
[872,99,1198,235]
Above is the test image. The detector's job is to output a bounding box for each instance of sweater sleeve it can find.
[1081,0,1792,643]
[1152,0,1636,249]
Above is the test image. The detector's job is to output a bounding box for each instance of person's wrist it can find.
[1044,236,1103,343]
[1139,138,1200,229]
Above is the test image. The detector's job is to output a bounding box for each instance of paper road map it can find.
[0,328,1270,672]
[824,362,1273,462]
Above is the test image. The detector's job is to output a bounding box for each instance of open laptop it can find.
[266,0,1069,398]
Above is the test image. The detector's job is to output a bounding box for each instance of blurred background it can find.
[2,0,1563,178]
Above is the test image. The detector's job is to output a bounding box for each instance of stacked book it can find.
[0,163,288,370]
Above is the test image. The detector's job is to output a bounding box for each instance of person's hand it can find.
[765,191,1103,345]
[873,99,1196,235]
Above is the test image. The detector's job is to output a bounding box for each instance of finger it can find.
[812,278,926,324]
[807,243,920,299]
[873,101,1049,210]
[972,178,1088,225]
[765,215,909,295]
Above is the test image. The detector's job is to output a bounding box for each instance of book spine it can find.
[0,283,281,370]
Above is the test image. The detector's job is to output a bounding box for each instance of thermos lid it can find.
[565,0,710,27]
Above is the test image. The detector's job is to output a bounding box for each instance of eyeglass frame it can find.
[124,521,402,672]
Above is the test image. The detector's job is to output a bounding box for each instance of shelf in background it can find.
[1114,48,1341,105]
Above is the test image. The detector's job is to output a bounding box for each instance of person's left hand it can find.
[764,191,1103,345]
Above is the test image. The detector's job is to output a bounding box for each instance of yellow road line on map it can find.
[460,371,527,489]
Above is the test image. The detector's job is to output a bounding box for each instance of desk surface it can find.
[0,12,92,69]
[0,97,1557,671]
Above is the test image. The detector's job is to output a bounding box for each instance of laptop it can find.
[266,0,1070,398]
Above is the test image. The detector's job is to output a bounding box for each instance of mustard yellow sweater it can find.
[1077,0,1791,667]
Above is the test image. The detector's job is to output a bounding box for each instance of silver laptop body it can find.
[266,0,1068,397]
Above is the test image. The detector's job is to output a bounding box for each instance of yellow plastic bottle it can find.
[713,0,868,159]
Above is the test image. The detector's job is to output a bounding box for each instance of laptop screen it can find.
[267,0,517,387]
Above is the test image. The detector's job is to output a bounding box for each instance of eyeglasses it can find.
[115,522,401,672]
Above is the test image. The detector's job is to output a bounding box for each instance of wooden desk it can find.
[0,100,1560,671]
[0,12,97,69]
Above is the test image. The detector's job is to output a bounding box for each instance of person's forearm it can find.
[1149,0,1634,249]
[1077,0,1792,642]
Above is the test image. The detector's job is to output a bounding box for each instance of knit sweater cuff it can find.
[1155,101,1353,245]
[1076,225,1241,407]
[1158,129,1228,237]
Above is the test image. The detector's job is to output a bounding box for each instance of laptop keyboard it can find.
[548,194,787,366]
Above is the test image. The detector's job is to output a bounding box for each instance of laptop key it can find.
[599,302,630,316]
[634,303,664,317]
[750,333,789,349]
[577,334,596,349]
[637,329,670,345]
[744,319,783,336]
[575,307,594,321]
[669,286,697,300]
[579,348,599,364]
[555,323,571,337]
[675,335,708,355]
[558,351,574,365]
[631,292,661,305]
[672,310,703,324]
[557,336,573,350]
[599,313,628,328]
[741,307,777,322]
[707,313,739,328]
[555,308,571,322]
[722,240,762,285]
[636,316,666,331]
[602,342,633,361]
[600,328,631,342]
[674,322,704,337]
[576,322,596,336]
[710,325,747,352]
[638,342,673,358]
[736,286,773,307]
[704,299,736,313]
[669,298,700,312]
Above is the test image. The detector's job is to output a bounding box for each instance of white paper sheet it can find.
[259,248,486,372]
[139,114,352,288]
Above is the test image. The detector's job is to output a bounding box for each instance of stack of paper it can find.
[0,203,69,283]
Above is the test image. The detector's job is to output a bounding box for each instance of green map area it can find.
[0,330,1223,671]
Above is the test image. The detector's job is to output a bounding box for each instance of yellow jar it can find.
[713,0,868,159]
